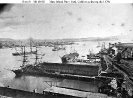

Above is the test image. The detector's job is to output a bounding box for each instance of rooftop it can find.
[116,43,133,48]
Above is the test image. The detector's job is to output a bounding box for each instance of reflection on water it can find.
[2,75,63,93]
[59,79,99,93]
[0,41,111,93]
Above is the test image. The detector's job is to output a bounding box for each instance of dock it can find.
[0,95,12,98]
[44,86,109,98]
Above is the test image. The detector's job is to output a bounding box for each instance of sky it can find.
[0,4,133,39]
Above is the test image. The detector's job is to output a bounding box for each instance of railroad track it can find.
[103,55,133,86]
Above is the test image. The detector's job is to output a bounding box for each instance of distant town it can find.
[0,36,118,48]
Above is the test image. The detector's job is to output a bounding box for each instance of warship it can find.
[12,46,100,78]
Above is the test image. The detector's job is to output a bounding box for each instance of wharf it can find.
[44,86,109,98]
[0,95,12,98]
[41,62,100,76]
[0,87,78,98]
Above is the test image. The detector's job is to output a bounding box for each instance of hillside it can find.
[0,36,119,48]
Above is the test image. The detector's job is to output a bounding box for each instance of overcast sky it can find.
[0,4,133,39]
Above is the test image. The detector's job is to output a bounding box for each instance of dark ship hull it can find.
[12,69,23,77]
[12,62,100,81]
[52,47,66,51]
[12,51,36,56]
[61,53,79,64]
[12,69,23,74]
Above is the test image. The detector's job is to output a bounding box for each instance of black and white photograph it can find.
[0,3,133,98]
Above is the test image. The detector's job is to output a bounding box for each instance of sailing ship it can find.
[12,46,29,75]
[12,41,36,56]
[12,45,44,76]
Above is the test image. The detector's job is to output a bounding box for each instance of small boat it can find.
[0,42,2,49]
[52,46,66,51]
[12,51,36,56]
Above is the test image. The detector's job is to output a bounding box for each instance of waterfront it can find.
[0,41,110,94]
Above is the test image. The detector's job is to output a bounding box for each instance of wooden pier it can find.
[44,86,109,98]
[0,95,12,98]
[0,87,78,98]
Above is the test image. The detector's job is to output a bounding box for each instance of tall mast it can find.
[21,42,23,53]
[22,46,28,67]
[34,46,41,64]
[35,46,38,64]
[23,46,26,66]
[34,45,44,65]
[30,40,32,53]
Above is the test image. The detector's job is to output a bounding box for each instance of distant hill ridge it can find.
[0,36,119,48]
[0,36,119,42]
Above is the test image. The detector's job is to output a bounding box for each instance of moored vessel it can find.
[12,46,100,78]
[52,45,66,51]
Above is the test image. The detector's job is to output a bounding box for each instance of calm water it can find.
[0,41,111,93]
